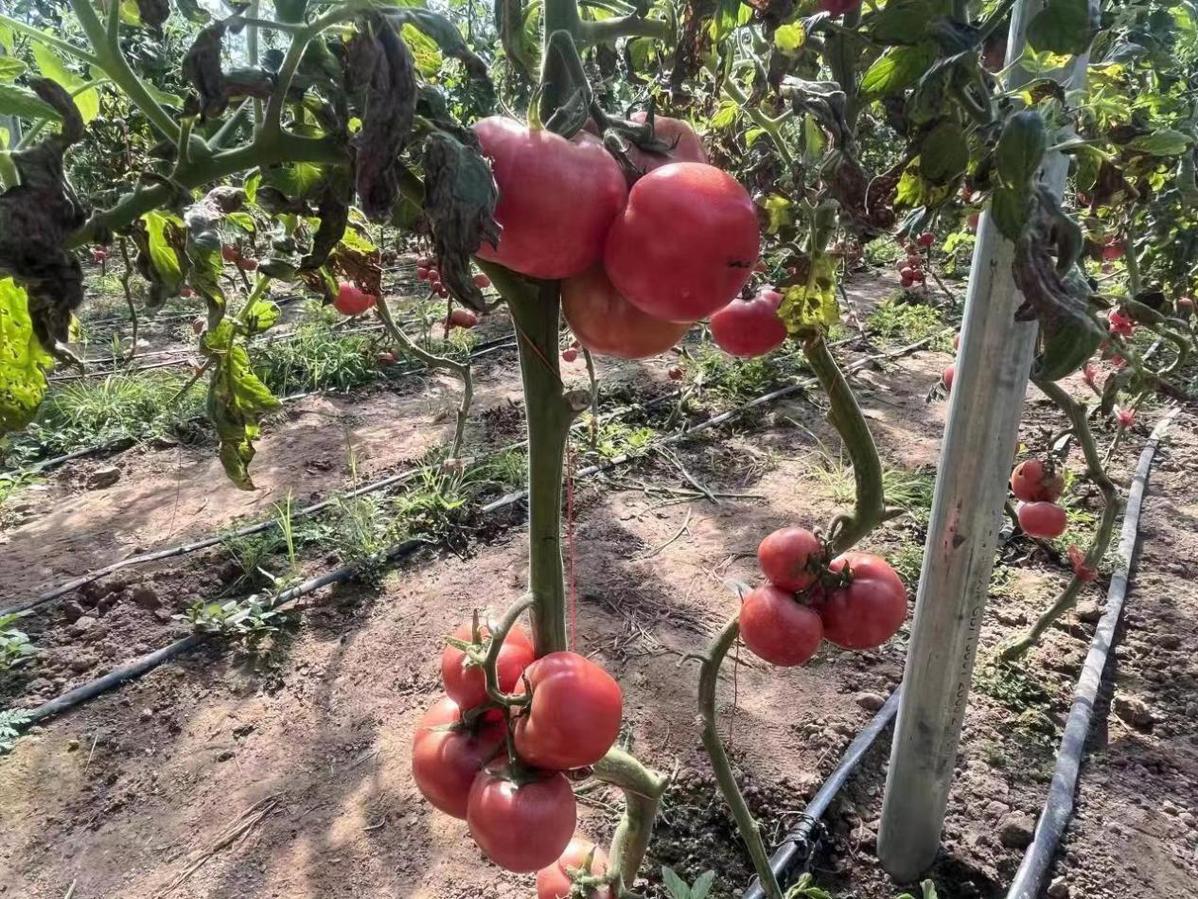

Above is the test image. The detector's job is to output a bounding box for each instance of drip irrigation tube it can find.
[744,690,902,899]
[5,333,939,732]
[1005,410,1176,899]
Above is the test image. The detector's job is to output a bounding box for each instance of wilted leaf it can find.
[182,23,227,119]
[203,320,280,490]
[991,185,1032,241]
[779,253,839,334]
[301,174,351,270]
[0,277,54,432]
[422,131,500,312]
[0,80,88,356]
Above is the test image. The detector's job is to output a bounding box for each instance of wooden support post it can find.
[876,0,1094,880]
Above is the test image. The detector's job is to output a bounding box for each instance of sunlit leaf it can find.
[1027,0,1095,55]
[1127,129,1191,157]
[860,43,938,99]
[763,194,792,234]
[774,23,805,52]
[141,210,185,288]
[779,254,839,334]
[0,58,25,82]
[31,43,99,124]
[0,278,54,432]
[0,84,61,121]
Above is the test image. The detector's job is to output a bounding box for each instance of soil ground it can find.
[2,271,1195,899]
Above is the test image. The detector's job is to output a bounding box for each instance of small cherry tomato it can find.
[561,347,579,363]
[667,365,684,381]
[411,697,504,819]
[467,764,577,873]
[417,266,431,282]
[739,584,823,667]
[440,620,535,713]
[447,308,479,329]
[221,244,240,263]
[917,231,935,248]
[474,273,492,289]
[513,651,623,770]
[813,552,907,650]
[757,526,825,591]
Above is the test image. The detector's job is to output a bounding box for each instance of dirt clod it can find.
[130,584,161,610]
[86,466,121,490]
[998,812,1036,849]
[854,691,887,712]
[1047,876,1070,899]
[1113,694,1154,730]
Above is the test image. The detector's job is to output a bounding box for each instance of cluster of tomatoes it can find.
[1010,458,1068,539]
[411,618,624,892]
[220,243,258,272]
[738,527,907,667]
[897,232,934,289]
[472,114,763,361]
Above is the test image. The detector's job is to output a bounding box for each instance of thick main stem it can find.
[592,748,669,892]
[505,280,578,657]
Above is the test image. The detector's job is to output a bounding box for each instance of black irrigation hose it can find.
[0,334,518,481]
[744,690,902,899]
[1005,410,1176,899]
[7,333,938,729]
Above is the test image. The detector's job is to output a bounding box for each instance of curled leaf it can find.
[137,0,171,30]
[301,175,351,270]
[421,131,500,312]
[182,23,227,119]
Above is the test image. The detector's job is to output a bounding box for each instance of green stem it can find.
[825,7,862,130]
[715,67,795,168]
[481,595,536,705]
[803,333,895,551]
[580,14,671,45]
[68,132,348,246]
[999,380,1121,659]
[592,747,670,893]
[68,0,179,142]
[501,274,588,656]
[698,616,783,899]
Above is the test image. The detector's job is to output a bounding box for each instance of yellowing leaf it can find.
[779,254,839,334]
[774,23,805,52]
[0,278,54,432]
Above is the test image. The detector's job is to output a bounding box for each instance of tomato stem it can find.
[591,747,669,892]
[482,595,536,706]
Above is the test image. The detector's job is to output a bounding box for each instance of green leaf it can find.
[144,81,183,109]
[243,294,280,334]
[226,211,256,232]
[0,83,61,121]
[1127,129,1191,157]
[339,226,377,254]
[0,23,13,52]
[0,278,54,433]
[690,871,716,899]
[142,210,185,288]
[661,867,690,899]
[203,320,280,490]
[860,43,938,99]
[919,120,968,184]
[31,43,99,124]
[0,57,25,82]
[1027,0,1095,55]
[763,193,793,234]
[774,23,805,52]
[175,0,211,23]
[779,254,839,333]
[996,110,1047,188]
[274,0,308,23]
[401,22,443,77]
[871,0,941,45]
[261,161,324,202]
[710,99,739,130]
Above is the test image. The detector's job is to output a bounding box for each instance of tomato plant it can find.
[441,620,535,713]
[536,837,611,899]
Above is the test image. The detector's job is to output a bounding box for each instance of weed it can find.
[0,612,36,671]
[254,322,378,394]
[584,417,656,461]
[0,709,31,755]
[973,660,1051,712]
[7,371,206,463]
[327,494,400,572]
[883,467,936,525]
[179,597,289,650]
[868,297,952,349]
[392,465,473,545]
[864,239,903,267]
[990,564,1017,596]
[470,447,527,490]
[687,343,804,402]
[978,740,1009,769]
[221,528,290,589]
[890,543,925,584]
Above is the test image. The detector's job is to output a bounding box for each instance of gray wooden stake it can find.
[876,0,1095,879]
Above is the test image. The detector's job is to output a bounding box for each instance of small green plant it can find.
[864,239,903,267]
[0,709,31,755]
[179,597,286,648]
[0,612,36,671]
[867,298,951,349]
[585,417,656,461]
[392,464,473,544]
[661,867,715,899]
[222,528,290,589]
[890,542,925,584]
[973,660,1051,712]
[328,494,399,571]
[470,447,527,490]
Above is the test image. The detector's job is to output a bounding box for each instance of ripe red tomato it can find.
[1010,459,1064,503]
[537,837,611,899]
[917,232,935,248]
[561,348,578,362]
[739,585,823,666]
[334,283,377,316]
[562,265,690,359]
[943,364,955,390]
[813,552,907,650]
[1178,296,1194,314]
[966,213,979,233]
[820,0,860,14]
[899,267,916,281]
[1107,308,1134,338]
[447,308,479,329]
[604,162,760,323]
[474,117,627,279]
[474,272,492,289]
[416,266,431,282]
[221,244,240,262]
[1017,501,1068,538]
[441,621,535,712]
[900,275,915,288]
[513,651,623,770]
[623,112,708,183]
[757,526,824,591]
[467,765,577,872]
[1101,239,1124,261]
[710,288,788,358]
[411,697,504,819]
